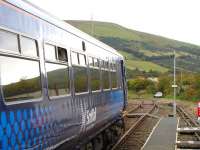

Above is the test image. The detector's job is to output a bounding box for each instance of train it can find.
[0,0,127,149]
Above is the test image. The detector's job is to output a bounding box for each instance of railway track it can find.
[111,101,158,150]
[176,105,200,149]
[123,102,141,117]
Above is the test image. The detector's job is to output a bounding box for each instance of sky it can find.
[28,0,200,46]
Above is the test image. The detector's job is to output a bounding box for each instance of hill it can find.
[118,50,168,73]
[66,20,200,73]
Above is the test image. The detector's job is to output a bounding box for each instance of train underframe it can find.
[58,117,125,150]
[79,118,125,150]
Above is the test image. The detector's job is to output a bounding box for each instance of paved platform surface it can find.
[142,117,178,150]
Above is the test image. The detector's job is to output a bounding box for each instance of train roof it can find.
[4,0,123,58]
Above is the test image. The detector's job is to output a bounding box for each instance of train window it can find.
[110,63,116,71]
[102,70,110,89]
[44,44,56,61]
[105,61,109,69]
[101,60,104,68]
[82,41,86,51]
[74,66,88,93]
[58,47,68,62]
[46,63,70,97]
[71,52,79,65]
[111,71,118,88]
[102,60,108,69]
[0,30,19,53]
[90,68,100,91]
[21,36,38,57]
[110,63,113,70]
[79,54,86,66]
[0,56,41,102]
[100,60,104,68]
[89,57,94,66]
[113,63,116,70]
[94,58,99,67]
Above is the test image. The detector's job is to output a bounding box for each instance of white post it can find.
[173,50,176,117]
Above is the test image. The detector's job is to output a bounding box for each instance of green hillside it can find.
[66,20,200,73]
[118,50,168,73]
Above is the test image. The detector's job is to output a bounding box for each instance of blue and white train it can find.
[0,0,127,149]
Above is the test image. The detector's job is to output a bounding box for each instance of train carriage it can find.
[0,0,127,149]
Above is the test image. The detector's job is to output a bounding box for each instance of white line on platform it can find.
[175,117,180,150]
[141,117,162,150]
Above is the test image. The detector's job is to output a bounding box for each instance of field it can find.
[128,90,154,100]
[126,60,168,73]
[119,50,168,73]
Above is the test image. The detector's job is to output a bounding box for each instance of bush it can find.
[157,76,172,95]
[128,78,156,97]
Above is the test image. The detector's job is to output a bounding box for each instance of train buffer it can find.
[141,117,178,150]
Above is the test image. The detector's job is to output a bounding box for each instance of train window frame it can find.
[71,51,89,95]
[44,43,57,61]
[71,51,79,65]
[101,60,111,91]
[20,36,38,57]
[101,60,105,69]
[82,41,86,51]
[105,61,109,69]
[45,62,70,99]
[94,58,99,68]
[71,51,87,67]
[44,43,70,99]
[73,66,89,94]
[0,29,20,54]
[57,47,68,62]
[117,62,122,89]
[111,71,118,90]
[79,53,86,66]
[89,57,101,92]
[0,29,43,105]
[89,56,94,67]
[102,70,111,91]
[0,54,43,105]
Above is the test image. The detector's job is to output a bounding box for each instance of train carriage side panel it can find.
[0,0,126,149]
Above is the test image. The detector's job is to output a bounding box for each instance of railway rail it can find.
[176,105,200,149]
[111,101,158,150]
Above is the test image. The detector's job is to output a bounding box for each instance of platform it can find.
[142,117,178,150]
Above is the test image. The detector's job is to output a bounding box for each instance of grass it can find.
[118,50,168,73]
[125,60,168,73]
[118,50,139,60]
[139,49,190,57]
[67,21,143,41]
[66,20,199,49]
[139,49,160,57]
[128,90,154,100]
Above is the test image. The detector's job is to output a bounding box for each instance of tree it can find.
[128,78,156,98]
[157,76,172,95]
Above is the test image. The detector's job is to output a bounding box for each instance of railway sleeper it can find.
[177,127,200,133]
[176,140,200,149]
[127,113,159,119]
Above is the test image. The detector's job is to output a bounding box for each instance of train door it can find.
[120,60,128,109]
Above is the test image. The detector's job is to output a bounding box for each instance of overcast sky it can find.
[28,0,200,46]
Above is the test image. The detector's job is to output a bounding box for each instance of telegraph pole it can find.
[90,13,94,36]
[173,49,177,117]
